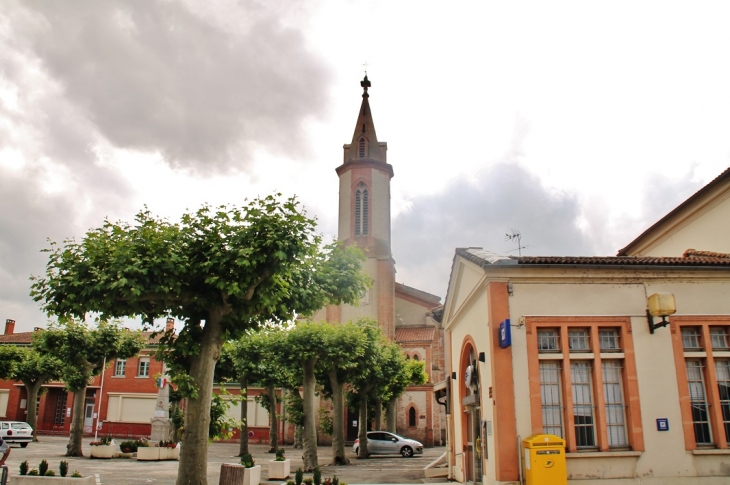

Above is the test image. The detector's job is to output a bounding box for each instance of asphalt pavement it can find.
[3,437,448,485]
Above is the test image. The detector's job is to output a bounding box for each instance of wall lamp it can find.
[478,352,486,362]
[452,372,457,380]
[647,292,676,334]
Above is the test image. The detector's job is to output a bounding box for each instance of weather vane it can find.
[505,230,528,257]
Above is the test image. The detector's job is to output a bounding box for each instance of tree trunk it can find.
[327,370,348,465]
[66,385,87,457]
[268,383,278,452]
[294,425,303,449]
[238,376,249,457]
[219,463,246,485]
[357,390,369,458]
[386,400,397,433]
[176,311,225,485]
[301,358,318,471]
[374,398,382,431]
[23,378,46,442]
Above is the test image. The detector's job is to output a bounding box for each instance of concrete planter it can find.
[267,459,290,480]
[159,445,180,461]
[243,465,261,485]
[13,476,97,485]
[137,445,180,461]
[136,447,160,461]
[89,444,117,459]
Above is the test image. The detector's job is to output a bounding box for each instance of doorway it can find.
[465,407,482,483]
[83,401,94,434]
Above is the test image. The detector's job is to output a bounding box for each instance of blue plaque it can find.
[656,418,669,431]
[499,319,511,349]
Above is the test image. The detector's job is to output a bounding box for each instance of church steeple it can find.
[345,75,385,164]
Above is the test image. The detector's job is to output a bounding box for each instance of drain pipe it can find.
[94,356,107,441]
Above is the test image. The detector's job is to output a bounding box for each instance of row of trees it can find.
[29,196,373,485]
[222,319,427,470]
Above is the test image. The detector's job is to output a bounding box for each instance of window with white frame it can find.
[686,359,713,445]
[716,359,730,442]
[682,327,703,350]
[602,360,628,447]
[539,361,563,437]
[569,329,591,353]
[138,357,150,377]
[599,329,621,352]
[537,329,560,353]
[114,359,126,377]
[711,327,730,350]
[571,361,596,448]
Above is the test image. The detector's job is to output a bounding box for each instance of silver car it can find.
[352,431,423,457]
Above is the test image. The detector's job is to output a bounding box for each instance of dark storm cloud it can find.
[392,163,595,298]
[14,0,330,172]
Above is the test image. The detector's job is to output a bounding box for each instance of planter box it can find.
[137,445,180,461]
[136,447,160,461]
[89,444,117,459]
[218,464,260,485]
[159,445,180,461]
[14,476,97,485]
[267,459,290,480]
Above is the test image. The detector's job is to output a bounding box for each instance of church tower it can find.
[330,75,396,339]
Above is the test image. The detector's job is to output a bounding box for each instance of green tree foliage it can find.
[30,196,368,485]
[33,321,145,456]
[0,344,63,441]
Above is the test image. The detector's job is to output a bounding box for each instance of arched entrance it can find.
[459,339,482,483]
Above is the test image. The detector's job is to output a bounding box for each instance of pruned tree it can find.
[4,345,63,441]
[31,196,368,485]
[34,321,145,456]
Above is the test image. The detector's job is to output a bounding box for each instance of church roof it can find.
[395,282,441,306]
[344,75,386,163]
[395,326,436,343]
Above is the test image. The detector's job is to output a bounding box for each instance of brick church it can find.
[310,75,446,446]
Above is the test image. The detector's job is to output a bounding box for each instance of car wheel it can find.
[401,446,413,457]
[20,443,28,448]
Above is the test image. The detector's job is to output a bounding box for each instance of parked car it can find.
[0,421,33,447]
[352,431,423,457]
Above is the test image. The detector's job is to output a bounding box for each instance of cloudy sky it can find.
[1,1,729,332]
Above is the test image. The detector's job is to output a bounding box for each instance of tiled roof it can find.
[617,167,730,256]
[0,332,34,345]
[0,330,163,346]
[395,326,436,343]
[683,249,730,259]
[456,247,730,268]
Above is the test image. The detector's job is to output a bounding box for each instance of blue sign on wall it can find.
[499,319,511,349]
[656,418,669,431]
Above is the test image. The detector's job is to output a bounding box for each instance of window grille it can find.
[715,359,730,442]
[686,360,713,445]
[54,391,68,426]
[539,361,564,437]
[569,329,591,352]
[538,329,560,353]
[115,359,126,376]
[362,189,368,234]
[138,358,150,377]
[359,138,366,157]
[599,329,621,352]
[602,361,628,447]
[682,327,703,350]
[571,361,596,448]
[408,407,417,427]
[710,327,730,350]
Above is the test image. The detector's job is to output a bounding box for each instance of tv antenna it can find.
[505,230,527,257]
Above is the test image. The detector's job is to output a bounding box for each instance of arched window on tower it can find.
[413,354,420,361]
[355,183,369,236]
[359,138,366,158]
[408,407,417,427]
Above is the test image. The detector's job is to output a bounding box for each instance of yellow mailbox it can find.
[522,434,567,485]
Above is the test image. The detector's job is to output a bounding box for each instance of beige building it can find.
[310,76,445,446]
[442,168,730,484]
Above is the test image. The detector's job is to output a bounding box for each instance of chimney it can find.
[4,319,15,335]
[166,317,175,332]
